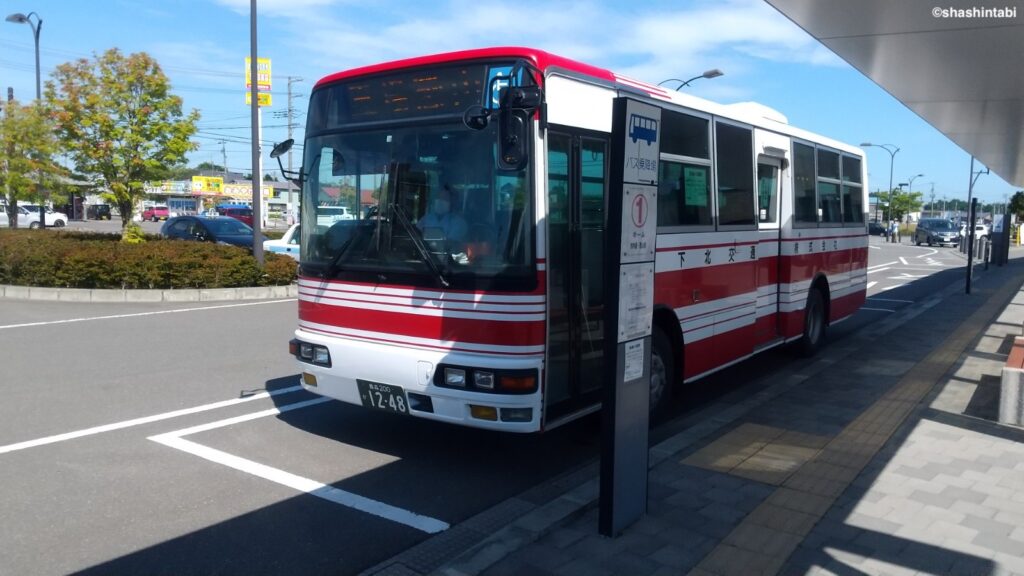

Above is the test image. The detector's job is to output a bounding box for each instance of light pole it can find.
[6,11,45,224]
[658,69,723,91]
[860,143,899,224]
[904,173,923,223]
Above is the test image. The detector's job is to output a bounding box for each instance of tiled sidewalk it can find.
[359,260,1024,576]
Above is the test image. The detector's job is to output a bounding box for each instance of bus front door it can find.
[545,130,608,426]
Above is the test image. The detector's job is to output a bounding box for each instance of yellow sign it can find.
[244,57,272,91]
[223,183,272,199]
[191,176,224,194]
[245,92,273,107]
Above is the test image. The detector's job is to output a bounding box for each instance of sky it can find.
[0,0,1018,206]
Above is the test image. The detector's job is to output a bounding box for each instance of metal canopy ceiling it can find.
[766,0,1024,187]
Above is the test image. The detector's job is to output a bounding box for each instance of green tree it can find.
[889,189,923,222]
[0,100,65,228]
[1009,191,1024,221]
[46,48,200,236]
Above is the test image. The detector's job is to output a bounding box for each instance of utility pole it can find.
[220,140,228,180]
[286,76,302,219]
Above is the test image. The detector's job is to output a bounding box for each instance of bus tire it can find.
[798,287,827,357]
[650,327,674,421]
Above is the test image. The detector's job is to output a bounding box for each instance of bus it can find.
[284,47,868,433]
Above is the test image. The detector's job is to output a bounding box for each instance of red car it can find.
[142,206,170,221]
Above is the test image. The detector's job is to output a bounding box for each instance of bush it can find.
[0,229,296,289]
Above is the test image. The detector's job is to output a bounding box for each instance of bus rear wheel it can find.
[650,327,674,420]
[798,287,827,357]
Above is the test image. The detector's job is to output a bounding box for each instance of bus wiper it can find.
[391,203,449,288]
[320,234,356,279]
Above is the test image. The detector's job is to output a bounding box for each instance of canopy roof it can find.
[766,0,1024,186]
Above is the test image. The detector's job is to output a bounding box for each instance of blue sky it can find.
[1,0,1018,205]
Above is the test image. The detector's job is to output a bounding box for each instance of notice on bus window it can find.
[618,262,654,343]
[684,167,708,207]
[623,339,645,382]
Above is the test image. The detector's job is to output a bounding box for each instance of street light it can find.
[860,143,899,224]
[7,11,46,224]
[657,69,724,91]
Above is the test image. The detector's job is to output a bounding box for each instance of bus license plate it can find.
[357,380,409,415]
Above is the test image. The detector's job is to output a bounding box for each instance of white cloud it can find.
[207,0,845,100]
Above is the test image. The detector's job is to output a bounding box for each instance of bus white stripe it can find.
[300,296,546,322]
[298,289,546,314]
[298,279,546,304]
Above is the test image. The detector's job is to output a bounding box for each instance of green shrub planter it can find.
[0,229,296,289]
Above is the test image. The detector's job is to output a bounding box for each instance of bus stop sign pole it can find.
[600,97,661,537]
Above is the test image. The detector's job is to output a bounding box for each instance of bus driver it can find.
[417,186,468,242]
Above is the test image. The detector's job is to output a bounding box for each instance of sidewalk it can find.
[367,256,1024,576]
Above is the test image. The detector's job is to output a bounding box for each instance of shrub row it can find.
[0,230,296,289]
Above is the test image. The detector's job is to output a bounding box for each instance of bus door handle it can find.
[692,289,701,302]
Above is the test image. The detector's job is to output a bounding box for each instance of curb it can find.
[0,283,299,302]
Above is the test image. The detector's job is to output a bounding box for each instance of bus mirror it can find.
[270,139,293,159]
[498,110,528,171]
[462,105,491,131]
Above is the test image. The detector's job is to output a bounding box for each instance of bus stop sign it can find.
[600,97,660,537]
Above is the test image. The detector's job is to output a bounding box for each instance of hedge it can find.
[0,230,296,289]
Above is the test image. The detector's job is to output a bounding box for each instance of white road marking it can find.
[867,281,878,290]
[916,249,938,258]
[899,257,910,265]
[868,298,913,303]
[0,385,304,455]
[867,267,891,275]
[881,285,903,291]
[860,307,895,313]
[888,273,926,280]
[149,398,451,535]
[869,245,881,250]
[868,261,898,270]
[0,299,297,330]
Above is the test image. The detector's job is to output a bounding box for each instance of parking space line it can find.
[866,281,878,290]
[868,298,913,303]
[860,307,896,313]
[867,267,891,275]
[899,257,910,265]
[868,261,898,270]
[0,299,296,331]
[0,385,304,455]
[149,398,451,535]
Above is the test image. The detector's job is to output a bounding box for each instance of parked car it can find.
[263,223,300,261]
[974,223,990,239]
[0,206,35,228]
[216,204,254,227]
[142,205,171,222]
[868,221,886,236]
[160,215,265,250]
[21,205,68,227]
[914,218,960,246]
[316,205,356,226]
[87,204,112,220]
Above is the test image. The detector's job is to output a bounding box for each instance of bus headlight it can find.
[445,367,467,387]
[291,339,332,367]
[435,365,537,394]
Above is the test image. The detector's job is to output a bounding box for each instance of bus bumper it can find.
[292,328,544,433]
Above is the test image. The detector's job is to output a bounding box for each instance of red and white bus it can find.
[285,47,868,433]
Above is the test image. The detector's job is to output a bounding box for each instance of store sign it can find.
[191,176,224,194]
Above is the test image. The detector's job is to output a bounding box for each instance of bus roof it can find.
[314,46,861,157]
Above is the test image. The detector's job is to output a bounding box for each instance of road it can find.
[0,233,984,575]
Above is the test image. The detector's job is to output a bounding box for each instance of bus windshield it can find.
[301,123,533,290]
